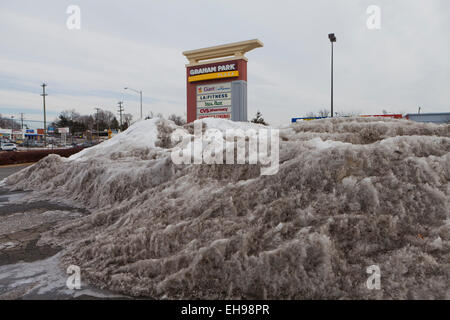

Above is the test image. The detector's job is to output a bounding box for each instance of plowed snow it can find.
[4,117,450,299]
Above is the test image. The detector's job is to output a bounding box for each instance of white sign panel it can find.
[197,83,231,93]
[198,114,231,119]
[196,82,232,119]
[198,106,232,115]
[12,129,25,138]
[58,127,70,134]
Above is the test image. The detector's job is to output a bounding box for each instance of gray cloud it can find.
[0,0,449,126]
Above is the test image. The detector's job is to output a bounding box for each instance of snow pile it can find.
[5,117,450,299]
[70,118,165,160]
[0,252,124,299]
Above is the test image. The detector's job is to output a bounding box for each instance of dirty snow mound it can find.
[5,117,450,299]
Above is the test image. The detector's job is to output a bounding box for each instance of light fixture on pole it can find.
[124,87,143,120]
[328,33,337,118]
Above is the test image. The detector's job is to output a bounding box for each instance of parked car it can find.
[1,143,17,151]
[80,141,95,148]
[33,141,45,147]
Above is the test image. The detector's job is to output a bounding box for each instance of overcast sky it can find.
[1,0,449,127]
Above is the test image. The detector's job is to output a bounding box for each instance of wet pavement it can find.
[0,187,87,267]
[0,251,126,300]
[0,163,32,180]
[0,164,126,299]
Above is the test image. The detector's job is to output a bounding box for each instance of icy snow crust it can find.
[5,117,450,299]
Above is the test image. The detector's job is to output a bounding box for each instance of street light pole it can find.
[331,41,334,118]
[328,33,337,118]
[41,83,48,146]
[140,90,142,120]
[124,87,143,120]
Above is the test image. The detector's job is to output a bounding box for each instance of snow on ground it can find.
[4,117,450,299]
[69,118,163,161]
[0,252,125,299]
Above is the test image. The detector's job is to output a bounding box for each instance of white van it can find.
[0,143,17,151]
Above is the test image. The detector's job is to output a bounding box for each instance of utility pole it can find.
[95,107,100,143]
[41,83,48,146]
[20,113,24,129]
[117,101,124,130]
[11,116,14,139]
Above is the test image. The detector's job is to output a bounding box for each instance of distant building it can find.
[360,114,403,119]
[405,112,450,124]
[291,116,328,123]
[0,128,25,141]
[291,114,402,123]
[25,129,44,141]
[0,128,12,139]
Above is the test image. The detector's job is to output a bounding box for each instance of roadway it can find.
[0,163,126,299]
[0,163,33,180]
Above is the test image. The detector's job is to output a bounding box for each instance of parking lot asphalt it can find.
[0,163,33,180]
[0,164,125,299]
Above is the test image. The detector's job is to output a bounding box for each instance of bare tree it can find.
[122,113,133,130]
[94,109,116,130]
[78,115,95,130]
[168,114,186,126]
[306,109,330,118]
[145,111,154,120]
[251,111,268,125]
[317,108,330,117]
[0,114,21,129]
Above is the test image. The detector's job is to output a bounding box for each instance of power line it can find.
[17,119,45,123]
